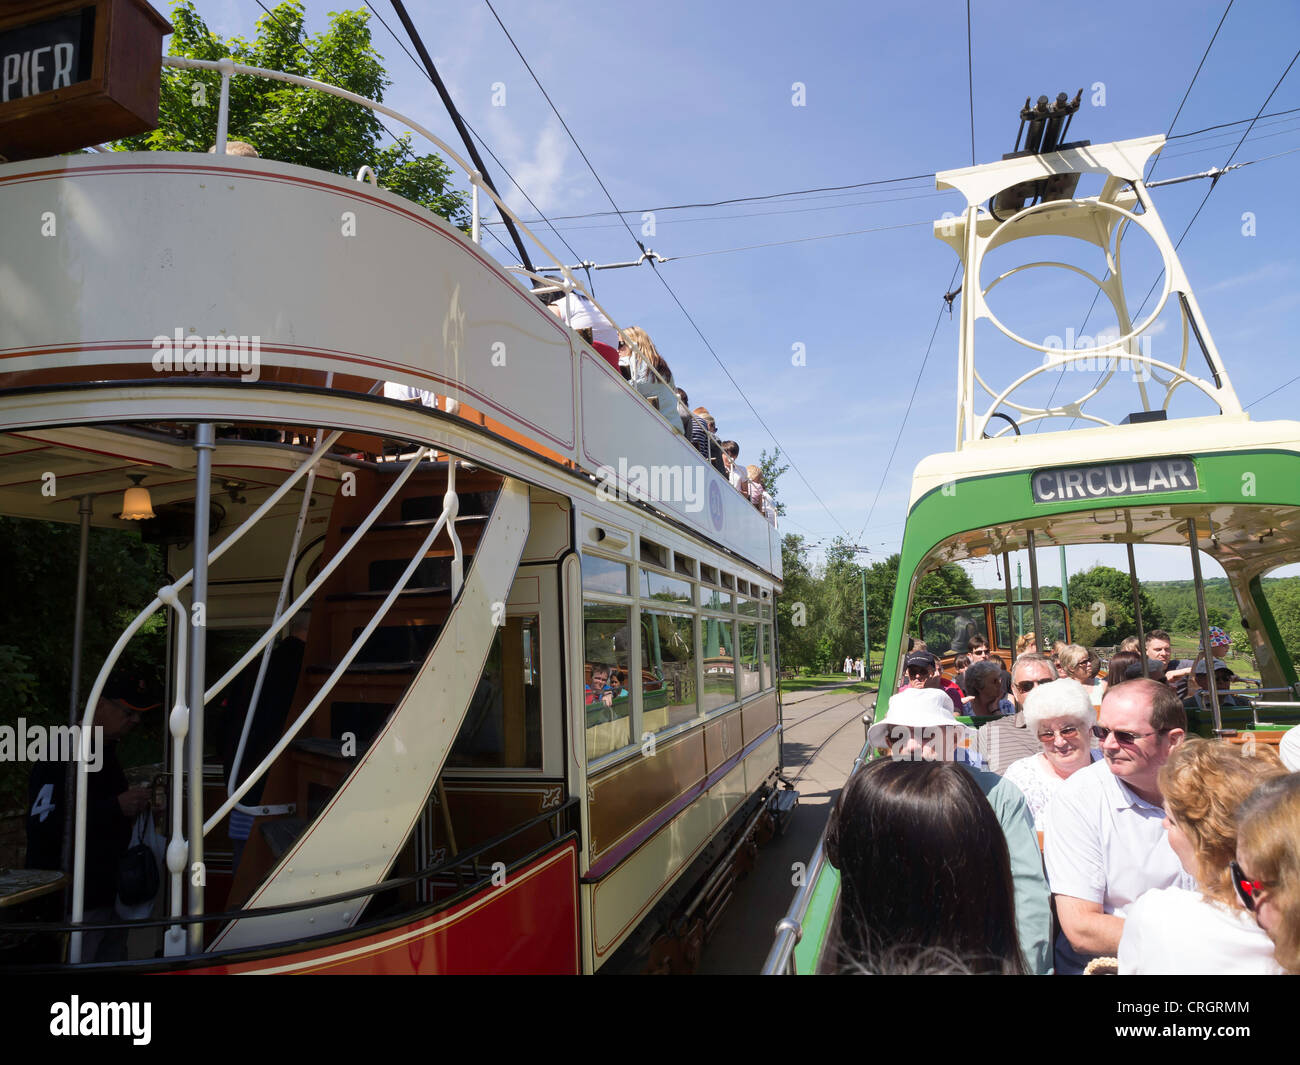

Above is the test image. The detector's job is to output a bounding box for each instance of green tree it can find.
[776,534,818,671]
[1066,565,1163,646]
[758,448,789,517]
[115,2,471,227]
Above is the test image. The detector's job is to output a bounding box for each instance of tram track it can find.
[780,688,877,789]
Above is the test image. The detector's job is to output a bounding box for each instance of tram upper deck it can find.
[0,56,779,583]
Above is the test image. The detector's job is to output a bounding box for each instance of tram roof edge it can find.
[906,413,1300,506]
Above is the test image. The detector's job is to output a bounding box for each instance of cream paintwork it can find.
[0,152,777,573]
[908,414,1300,506]
[930,135,1240,445]
[209,478,530,952]
[588,729,778,965]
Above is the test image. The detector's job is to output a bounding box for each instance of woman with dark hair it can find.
[823,758,1026,974]
[1104,650,1141,688]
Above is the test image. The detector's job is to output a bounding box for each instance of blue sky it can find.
[191,0,1299,585]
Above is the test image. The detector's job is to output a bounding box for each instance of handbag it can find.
[116,813,161,918]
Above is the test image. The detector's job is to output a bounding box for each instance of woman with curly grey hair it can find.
[1002,679,1099,830]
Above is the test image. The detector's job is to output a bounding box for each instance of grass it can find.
[779,673,876,693]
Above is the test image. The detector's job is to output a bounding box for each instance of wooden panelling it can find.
[588,730,707,859]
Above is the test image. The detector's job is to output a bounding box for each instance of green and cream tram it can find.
[765,125,1300,974]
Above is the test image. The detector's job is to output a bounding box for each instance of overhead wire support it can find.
[387,0,534,273]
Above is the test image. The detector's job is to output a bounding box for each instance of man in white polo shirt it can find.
[1044,678,1192,974]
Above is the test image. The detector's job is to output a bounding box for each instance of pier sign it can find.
[0,0,170,162]
[1031,457,1198,504]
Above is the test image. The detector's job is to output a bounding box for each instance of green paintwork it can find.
[792,860,840,974]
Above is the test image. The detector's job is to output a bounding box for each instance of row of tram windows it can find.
[581,550,776,763]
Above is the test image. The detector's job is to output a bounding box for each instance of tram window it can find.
[920,606,988,653]
[584,601,633,761]
[699,564,718,585]
[737,596,759,618]
[582,553,628,595]
[640,538,668,567]
[760,624,773,689]
[721,573,735,591]
[640,611,698,732]
[702,586,732,610]
[448,616,542,769]
[673,553,695,578]
[738,621,761,698]
[993,602,1067,651]
[640,568,693,606]
[701,616,737,711]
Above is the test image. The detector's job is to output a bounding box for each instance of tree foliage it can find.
[1066,565,1164,647]
[115,2,471,227]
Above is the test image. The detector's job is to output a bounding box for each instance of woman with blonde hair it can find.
[1058,643,1105,709]
[1118,739,1288,974]
[1015,631,1037,658]
[1235,773,1300,973]
[745,465,764,510]
[620,326,672,386]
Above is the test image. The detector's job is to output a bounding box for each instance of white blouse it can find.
[1003,750,1100,830]
[1119,885,1286,975]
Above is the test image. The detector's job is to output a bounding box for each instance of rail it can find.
[159,56,769,526]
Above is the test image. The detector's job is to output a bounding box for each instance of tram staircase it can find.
[214,460,530,953]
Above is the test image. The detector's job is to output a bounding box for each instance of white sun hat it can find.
[866,686,969,749]
[1279,724,1300,773]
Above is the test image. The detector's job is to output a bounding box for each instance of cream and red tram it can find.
[0,51,786,973]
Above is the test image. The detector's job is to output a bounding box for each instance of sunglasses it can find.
[906,668,933,679]
[1015,678,1051,694]
[1037,725,1080,742]
[1091,724,1169,745]
[971,648,989,656]
[1229,860,1274,912]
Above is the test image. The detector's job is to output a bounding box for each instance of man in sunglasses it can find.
[897,651,964,716]
[1044,678,1192,974]
[975,652,1056,774]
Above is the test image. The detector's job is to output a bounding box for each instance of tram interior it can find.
[0,417,571,963]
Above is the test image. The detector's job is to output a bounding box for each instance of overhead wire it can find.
[479,0,854,540]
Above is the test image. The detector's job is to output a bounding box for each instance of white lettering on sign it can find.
[1,42,76,102]
[1032,458,1197,503]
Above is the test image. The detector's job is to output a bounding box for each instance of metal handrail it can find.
[67,428,344,961]
[159,56,764,524]
[202,447,454,835]
[761,836,828,975]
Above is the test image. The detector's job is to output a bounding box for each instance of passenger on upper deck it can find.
[1104,650,1141,689]
[620,326,672,386]
[964,660,1015,718]
[549,291,620,371]
[823,757,1027,974]
[744,465,765,511]
[1058,643,1104,710]
[1002,679,1100,831]
[1044,679,1192,975]
[897,651,964,717]
[1119,739,1287,974]
[976,652,1056,774]
[864,688,1052,973]
[1015,631,1038,658]
[1235,774,1300,973]
[1183,658,1248,712]
[676,390,709,455]
[721,442,745,493]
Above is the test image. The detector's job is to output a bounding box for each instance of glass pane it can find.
[919,605,988,653]
[737,597,759,617]
[992,601,1068,653]
[701,616,737,711]
[641,568,693,606]
[641,611,698,732]
[760,623,772,689]
[448,616,542,769]
[702,586,732,610]
[738,621,761,698]
[582,554,627,596]
[584,601,633,760]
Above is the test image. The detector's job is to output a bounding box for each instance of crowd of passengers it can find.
[820,627,1300,975]
[544,290,776,525]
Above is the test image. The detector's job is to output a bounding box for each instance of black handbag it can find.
[117,817,160,905]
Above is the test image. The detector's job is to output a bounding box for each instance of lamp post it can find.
[850,546,872,682]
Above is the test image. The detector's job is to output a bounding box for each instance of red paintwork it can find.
[172,841,579,975]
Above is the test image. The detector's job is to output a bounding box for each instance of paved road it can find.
[697,680,877,974]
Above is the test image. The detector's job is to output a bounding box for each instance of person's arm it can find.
[984,774,1053,974]
[1055,895,1124,956]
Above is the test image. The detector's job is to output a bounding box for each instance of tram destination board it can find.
[1031,456,1197,504]
[0,0,171,161]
